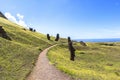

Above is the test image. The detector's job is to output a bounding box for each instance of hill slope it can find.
[0,17,55,80]
[0,12,7,19]
[48,43,120,80]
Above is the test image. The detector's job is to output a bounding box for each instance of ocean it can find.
[75,38,120,42]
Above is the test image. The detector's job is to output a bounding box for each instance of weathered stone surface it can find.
[68,37,71,43]
[68,41,76,61]
[47,34,50,40]
[55,34,60,41]
[0,12,7,19]
[0,26,11,40]
[80,41,87,46]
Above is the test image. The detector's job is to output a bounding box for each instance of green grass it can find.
[48,42,120,80]
[0,38,40,80]
[0,17,56,80]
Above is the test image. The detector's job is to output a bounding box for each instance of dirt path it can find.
[27,45,73,80]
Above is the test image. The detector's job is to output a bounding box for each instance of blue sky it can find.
[0,0,120,39]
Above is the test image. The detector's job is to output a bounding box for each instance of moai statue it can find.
[0,26,11,40]
[68,37,71,43]
[68,41,76,61]
[47,34,50,40]
[33,29,36,32]
[80,41,87,46]
[29,27,33,31]
[55,33,60,41]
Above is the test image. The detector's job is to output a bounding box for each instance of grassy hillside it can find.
[0,17,55,80]
[48,42,120,80]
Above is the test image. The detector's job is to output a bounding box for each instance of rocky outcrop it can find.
[0,26,11,40]
[0,12,7,19]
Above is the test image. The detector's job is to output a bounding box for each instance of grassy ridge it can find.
[0,38,40,80]
[0,17,55,80]
[0,17,54,48]
[48,43,120,80]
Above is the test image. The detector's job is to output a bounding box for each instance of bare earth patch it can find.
[27,45,73,80]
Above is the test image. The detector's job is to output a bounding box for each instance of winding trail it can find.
[27,45,73,80]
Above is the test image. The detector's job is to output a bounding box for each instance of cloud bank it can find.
[5,12,27,27]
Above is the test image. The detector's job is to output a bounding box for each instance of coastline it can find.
[74,38,120,42]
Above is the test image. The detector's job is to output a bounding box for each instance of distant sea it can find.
[74,38,120,42]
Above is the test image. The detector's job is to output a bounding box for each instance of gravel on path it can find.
[27,45,73,80]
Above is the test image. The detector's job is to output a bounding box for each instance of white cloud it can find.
[17,13,24,20]
[18,19,27,27]
[4,12,27,27]
[5,12,18,23]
